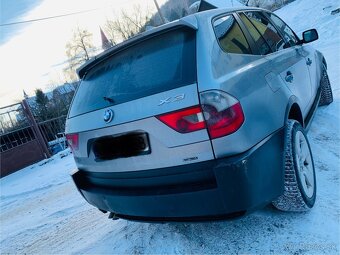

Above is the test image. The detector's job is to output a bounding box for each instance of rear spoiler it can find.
[77,18,198,79]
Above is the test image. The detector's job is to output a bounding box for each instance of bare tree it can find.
[66,26,93,62]
[104,4,153,43]
[47,70,66,89]
[65,26,94,81]
[63,67,78,82]
[162,1,190,21]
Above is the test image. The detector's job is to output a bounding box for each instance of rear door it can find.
[66,26,214,173]
[239,11,313,116]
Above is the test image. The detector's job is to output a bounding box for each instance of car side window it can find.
[239,13,271,55]
[243,11,285,53]
[213,15,252,54]
[266,12,299,47]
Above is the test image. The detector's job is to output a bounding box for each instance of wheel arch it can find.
[316,50,327,70]
[322,57,327,70]
[285,97,304,128]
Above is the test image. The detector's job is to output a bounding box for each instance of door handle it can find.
[306,58,312,66]
[285,71,294,83]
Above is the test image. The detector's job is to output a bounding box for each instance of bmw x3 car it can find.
[65,7,333,221]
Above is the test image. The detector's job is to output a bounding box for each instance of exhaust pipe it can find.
[108,212,119,220]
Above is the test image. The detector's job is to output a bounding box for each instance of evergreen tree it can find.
[35,89,50,121]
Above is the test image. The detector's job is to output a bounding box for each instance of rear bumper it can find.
[72,128,285,222]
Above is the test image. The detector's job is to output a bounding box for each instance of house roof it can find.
[25,82,78,107]
[206,0,244,8]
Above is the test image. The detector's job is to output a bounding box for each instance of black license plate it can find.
[92,133,151,160]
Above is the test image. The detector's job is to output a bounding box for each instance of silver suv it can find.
[66,7,333,221]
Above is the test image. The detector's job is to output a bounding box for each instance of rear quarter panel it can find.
[195,15,291,157]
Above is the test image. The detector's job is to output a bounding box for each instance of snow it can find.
[1,0,340,253]
[205,0,244,8]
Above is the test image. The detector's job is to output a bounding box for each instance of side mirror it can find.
[302,29,318,43]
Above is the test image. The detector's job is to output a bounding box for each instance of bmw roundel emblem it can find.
[103,109,114,123]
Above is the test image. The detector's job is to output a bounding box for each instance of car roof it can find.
[77,7,265,79]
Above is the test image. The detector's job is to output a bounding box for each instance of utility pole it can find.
[153,0,166,24]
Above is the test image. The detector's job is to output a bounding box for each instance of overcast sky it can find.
[0,0,167,107]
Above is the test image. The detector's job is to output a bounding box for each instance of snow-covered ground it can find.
[1,0,339,254]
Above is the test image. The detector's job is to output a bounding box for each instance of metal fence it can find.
[0,102,47,177]
[0,127,36,152]
[0,103,34,152]
[38,115,68,154]
[1,84,77,177]
[1,103,70,154]
[1,103,27,132]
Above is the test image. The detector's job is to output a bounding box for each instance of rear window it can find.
[68,27,196,118]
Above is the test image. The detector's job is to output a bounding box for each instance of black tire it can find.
[319,66,333,106]
[272,120,316,212]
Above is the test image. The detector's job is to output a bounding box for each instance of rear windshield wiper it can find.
[103,96,115,104]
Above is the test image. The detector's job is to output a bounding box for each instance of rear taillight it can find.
[200,90,244,139]
[66,133,79,151]
[157,106,206,133]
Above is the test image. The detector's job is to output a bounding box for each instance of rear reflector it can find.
[200,90,244,139]
[66,133,79,151]
[157,106,206,133]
